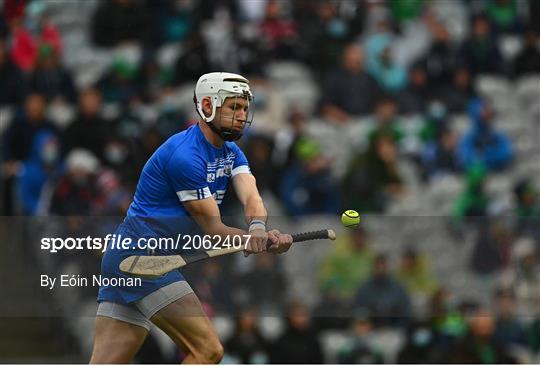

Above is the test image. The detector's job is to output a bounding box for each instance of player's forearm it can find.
[182,198,253,242]
[196,218,247,237]
[196,219,254,245]
[243,194,267,225]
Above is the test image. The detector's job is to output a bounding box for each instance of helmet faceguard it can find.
[193,72,254,141]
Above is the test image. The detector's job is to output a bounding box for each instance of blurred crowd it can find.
[1,0,540,363]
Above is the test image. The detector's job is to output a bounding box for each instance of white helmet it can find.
[193,72,254,141]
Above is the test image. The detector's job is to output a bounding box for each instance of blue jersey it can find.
[129,123,250,218]
[98,123,250,304]
[125,123,250,239]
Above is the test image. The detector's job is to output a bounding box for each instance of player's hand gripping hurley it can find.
[119,229,336,278]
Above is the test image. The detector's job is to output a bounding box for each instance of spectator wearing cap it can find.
[320,43,381,123]
[458,98,513,171]
[48,149,99,215]
[96,57,140,104]
[279,137,339,216]
[353,254,412,328]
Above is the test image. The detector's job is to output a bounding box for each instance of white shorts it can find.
[96,281,194,331]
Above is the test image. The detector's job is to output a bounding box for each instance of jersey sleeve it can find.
[230,144,251,177]
[166,150,212,202]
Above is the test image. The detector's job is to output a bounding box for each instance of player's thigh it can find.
[90,316,149,363]
[90,301,150,364]
[150,293,223,361]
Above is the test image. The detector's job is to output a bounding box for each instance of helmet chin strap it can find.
[207,101,245,141]
[207,120,243,141]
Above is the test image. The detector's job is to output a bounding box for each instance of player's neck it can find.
[198,121,225,148]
